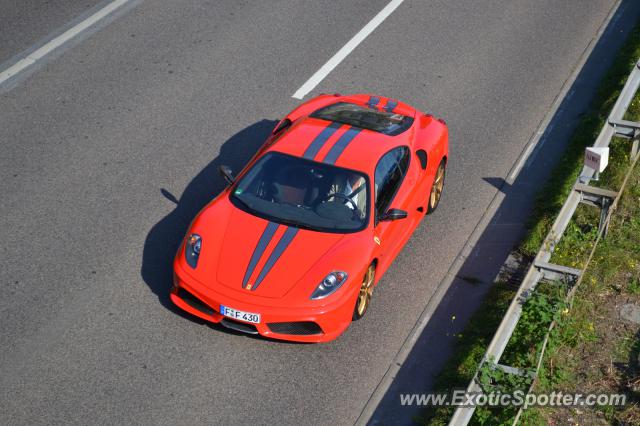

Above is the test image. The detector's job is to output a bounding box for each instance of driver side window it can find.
[374,146,410,220]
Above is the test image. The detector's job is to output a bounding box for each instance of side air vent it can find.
[416,149,428,170]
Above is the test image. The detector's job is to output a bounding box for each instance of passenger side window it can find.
[374,146,410,220]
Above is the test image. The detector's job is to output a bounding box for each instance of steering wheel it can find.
[318,192,358,211]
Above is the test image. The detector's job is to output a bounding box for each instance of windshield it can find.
[310,102,413,136]
[230,152,369,232]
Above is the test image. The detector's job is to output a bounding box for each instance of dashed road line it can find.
[291,0,404,99]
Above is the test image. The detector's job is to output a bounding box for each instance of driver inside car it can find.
[329,174,366,219]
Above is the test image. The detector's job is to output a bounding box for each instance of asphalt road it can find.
[0,0,105,64]
[0,1,630,424]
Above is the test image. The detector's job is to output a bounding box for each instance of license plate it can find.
[220,305,261,324]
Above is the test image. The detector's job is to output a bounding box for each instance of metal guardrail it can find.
[448,58,640,426]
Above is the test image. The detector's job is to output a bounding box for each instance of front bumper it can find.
[171,262,355,343]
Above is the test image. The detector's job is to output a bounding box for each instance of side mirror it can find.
[218,165,235,185]
[272,118,292,135]
[380,208,408,221]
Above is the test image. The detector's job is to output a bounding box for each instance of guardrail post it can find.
[609,119,640,138]
[599,196,612,236]
[534,260,582,283]
[574,183,617,237]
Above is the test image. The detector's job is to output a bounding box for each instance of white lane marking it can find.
[291,0,405,99]
[0,0,132,85]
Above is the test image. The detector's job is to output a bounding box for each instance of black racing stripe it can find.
[367,96,380,109]
[322,127,362,165]
[242,221,279,288]
[251,226,299,291]
[384,99,398,112]
[302,121,342,159]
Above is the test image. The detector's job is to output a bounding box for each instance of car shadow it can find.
[140,119,277,325]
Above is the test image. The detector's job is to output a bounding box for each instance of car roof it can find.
[268,98,416,174]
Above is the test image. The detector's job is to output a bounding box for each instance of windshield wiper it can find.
[276,218,317,231]
[231,194,252,211]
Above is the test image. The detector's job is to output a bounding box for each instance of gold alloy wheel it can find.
[429,163,445,210]
[356,265,376,317]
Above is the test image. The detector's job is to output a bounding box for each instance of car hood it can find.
[195,203,346,299]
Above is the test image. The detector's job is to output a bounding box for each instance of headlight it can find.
[310,271,348,300]
[185,233,201,268]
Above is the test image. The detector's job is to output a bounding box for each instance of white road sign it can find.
[584,147,609,173]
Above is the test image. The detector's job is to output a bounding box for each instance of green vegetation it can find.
[420,22,640,426]
[522,153,640,425]
[416,283,516,425]
[470,284,567,425]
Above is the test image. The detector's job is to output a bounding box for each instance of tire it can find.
[427,159,446,214]
[353,263,376,320]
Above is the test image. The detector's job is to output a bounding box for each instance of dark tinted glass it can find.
[416,149,428,169]
[374,147,410,218]
[311,102,413,136]
[230,152,369,232]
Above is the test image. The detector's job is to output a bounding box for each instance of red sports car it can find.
[171,94,448,342]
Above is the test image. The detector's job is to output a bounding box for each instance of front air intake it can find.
[267,321,323,335]
[177,288,214,316]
